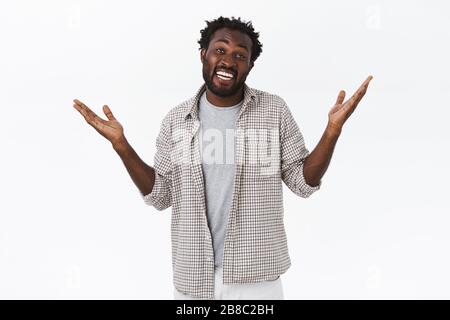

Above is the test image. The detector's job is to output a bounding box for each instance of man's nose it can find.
[219,55,236,69]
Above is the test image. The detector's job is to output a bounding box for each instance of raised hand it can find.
[327,75,373,134]
[73,99,125,146]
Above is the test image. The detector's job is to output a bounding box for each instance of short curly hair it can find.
[198,16,263,62]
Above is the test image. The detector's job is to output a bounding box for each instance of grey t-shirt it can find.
[198,91,243,269]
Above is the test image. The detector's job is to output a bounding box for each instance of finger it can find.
[73,102,89,118]
[343,93,363,115]
[335,90,346,105]
[355,75,373,95]
[73,99,105,126]
[73,99,89,109]
[102,105,116,121]
[350,82,367,101]
[357,75,373,90]
[356,75,372,98]
[73,99,94,116]
[334,76,372,118]
[346,76,372,106]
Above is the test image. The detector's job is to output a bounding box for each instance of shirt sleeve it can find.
[280,99,321,198]
[142,112,173,211]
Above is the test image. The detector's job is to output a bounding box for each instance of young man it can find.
[73,16,372,300]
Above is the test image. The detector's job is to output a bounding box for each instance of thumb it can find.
[335,90,346,105]
[102,105,116,121]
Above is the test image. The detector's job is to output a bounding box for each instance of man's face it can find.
[201,28,254,98]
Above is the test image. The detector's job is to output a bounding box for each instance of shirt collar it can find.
[183,83,256,121]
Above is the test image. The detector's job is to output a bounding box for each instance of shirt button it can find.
[206,257,213,262]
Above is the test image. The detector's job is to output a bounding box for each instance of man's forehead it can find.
[210,28,252,49]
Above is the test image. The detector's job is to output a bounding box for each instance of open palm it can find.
[73,99,124,145]
[328,75,373,133]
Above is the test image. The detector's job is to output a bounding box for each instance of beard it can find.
[202,63,248,98]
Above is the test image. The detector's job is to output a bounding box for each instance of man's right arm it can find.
[72,99,172,209]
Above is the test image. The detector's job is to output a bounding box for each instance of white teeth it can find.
[216,71,234,79]
[217,74,232,81]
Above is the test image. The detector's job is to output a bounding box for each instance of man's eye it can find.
[236,54,246,60]
[216,48,224,53]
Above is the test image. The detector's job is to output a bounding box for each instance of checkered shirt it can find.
[143,83,321,299]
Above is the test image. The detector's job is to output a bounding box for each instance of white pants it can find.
[174,267,284,300]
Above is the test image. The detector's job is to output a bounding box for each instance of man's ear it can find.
[200,48,206,64]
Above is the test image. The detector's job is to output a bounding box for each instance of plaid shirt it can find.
[143,83,321,299]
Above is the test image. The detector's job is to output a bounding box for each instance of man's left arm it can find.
[303,75,373,187]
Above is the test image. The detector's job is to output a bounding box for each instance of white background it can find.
[1,0,449,299]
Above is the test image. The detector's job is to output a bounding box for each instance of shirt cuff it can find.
[142,172,162,206]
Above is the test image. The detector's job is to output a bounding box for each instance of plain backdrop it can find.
[1,0,449,299]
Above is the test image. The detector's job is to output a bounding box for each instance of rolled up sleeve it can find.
[142,113,173,211]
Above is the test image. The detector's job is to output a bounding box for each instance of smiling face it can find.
[201,28,254,99]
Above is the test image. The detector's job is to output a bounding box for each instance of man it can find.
[73,16,372,300]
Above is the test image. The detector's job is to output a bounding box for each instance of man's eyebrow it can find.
[214,38,250,52]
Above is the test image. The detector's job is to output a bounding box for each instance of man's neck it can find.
[205,86,244,107]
